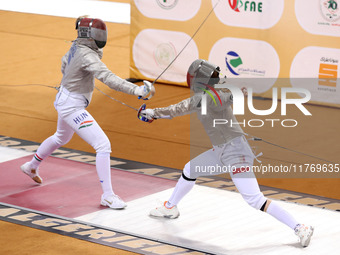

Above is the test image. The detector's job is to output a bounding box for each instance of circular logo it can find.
[154,43,177,68]
[320,0,340,22]
[156,0,179,10]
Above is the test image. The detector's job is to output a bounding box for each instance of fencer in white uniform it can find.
[21,17,151,209]
[140,59,314,247]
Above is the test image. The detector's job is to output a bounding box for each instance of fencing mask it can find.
[76,17,107,48]
[187,59,220,93]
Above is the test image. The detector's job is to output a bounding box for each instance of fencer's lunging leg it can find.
[231,169,298,229]
[30,117,74,169]
[21,117,74,184]
[167,162,196,208]
[150,162,195,218]
[263,200,299,229]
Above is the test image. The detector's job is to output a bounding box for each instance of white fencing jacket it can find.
[153,89,245,146]
[60,38,138,103]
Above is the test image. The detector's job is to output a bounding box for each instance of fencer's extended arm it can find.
[153,94,201,119]
[83,53,141,96]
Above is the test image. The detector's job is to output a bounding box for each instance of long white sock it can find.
[96,152,114,197]
[266,201,299,230]
[30,136,61,169]
[166,176,195,208]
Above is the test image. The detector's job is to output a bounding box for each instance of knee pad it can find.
[241,192,267,210]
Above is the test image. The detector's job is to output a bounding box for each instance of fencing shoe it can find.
[150,201,180,219]
[295,224,314,247]
[101,194,127,209]
[21,162,42,184]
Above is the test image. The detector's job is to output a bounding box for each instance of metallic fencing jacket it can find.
[60,38,138,103]
[153,90,245,146]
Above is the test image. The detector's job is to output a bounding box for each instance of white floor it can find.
[1,144,339,254]
[0,146,33,163]
[77,185,340,255]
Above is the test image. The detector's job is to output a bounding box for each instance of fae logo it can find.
[225,51,243,76]
[229,0,242,12]
[213,0,283,29]
[228,0,263,12]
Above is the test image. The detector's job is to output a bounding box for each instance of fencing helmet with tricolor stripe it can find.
[186,59,221,93]
[76,17,107,48]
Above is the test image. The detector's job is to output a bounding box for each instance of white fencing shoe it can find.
[20,162,42,184]
[150,201,180,219]
[295,224,314,247]
[101,194,127,209]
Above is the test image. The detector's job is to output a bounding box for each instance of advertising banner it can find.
[130,0,340,107]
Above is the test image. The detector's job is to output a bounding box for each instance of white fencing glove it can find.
[135,80,152,99]
[140,109,155,120]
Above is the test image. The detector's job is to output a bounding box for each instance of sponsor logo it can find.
[156,0,178,10]
[318,57,338,91]
[154,42,176,68]
[210,38,280,93]
[320,0,340,22]
[225,51,265,77]
[214,0,283,29]
[228,0,263,12]
[296,0,340,36]
[290,46,340,104]
[225,51,243,76]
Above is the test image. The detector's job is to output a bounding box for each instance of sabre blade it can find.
[95,86,138,111]
[152,0,221,86]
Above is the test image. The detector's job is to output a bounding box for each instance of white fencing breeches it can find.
[30,87,114,196]
[183,136,267,210]
[52,86,111,153]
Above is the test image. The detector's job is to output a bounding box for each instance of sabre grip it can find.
[137,103,154,123]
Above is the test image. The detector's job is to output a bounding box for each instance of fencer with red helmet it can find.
[76,17,107,48]
[20,16,153,210]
